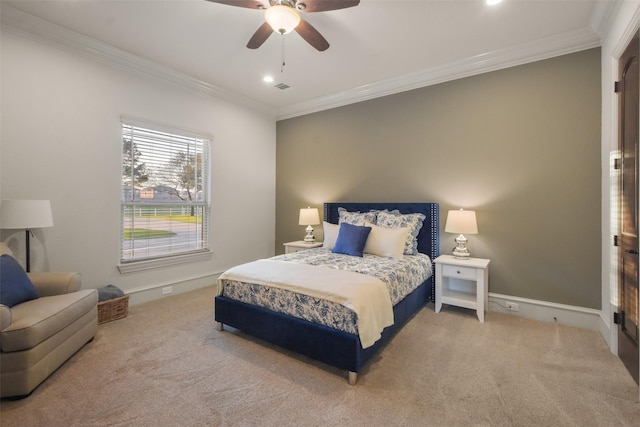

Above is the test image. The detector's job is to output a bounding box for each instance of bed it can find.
[215,202,440,384]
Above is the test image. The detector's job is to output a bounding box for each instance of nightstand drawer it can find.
[283,241,323,254]
[442,264,476,280]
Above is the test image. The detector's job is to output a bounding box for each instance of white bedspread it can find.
[217,259,394,348]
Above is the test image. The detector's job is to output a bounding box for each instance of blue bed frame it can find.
[215,202,439,384]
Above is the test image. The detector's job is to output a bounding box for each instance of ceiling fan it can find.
[207,0,360,52]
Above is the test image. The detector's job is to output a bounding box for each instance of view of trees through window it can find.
[121,121,210,262]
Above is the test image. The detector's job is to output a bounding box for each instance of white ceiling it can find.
[1,0,614,119]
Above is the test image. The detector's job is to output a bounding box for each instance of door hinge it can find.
[614,235,620,246]
[614,312,621,324]
[614,157,622,169]
[615,80,622,93]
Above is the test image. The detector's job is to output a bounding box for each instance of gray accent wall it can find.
[276,48,601,309]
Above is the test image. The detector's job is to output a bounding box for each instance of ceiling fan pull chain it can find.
[280,34,286,73]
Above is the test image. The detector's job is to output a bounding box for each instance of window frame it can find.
[118,116,212,271]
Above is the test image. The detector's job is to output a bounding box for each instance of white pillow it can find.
[322,221,340,249]
[363,222,408,258]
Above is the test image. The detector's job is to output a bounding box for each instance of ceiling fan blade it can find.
[295,19,329,51]
[296,0,360,13]
[205,0,268,10]
[247,21,274,49]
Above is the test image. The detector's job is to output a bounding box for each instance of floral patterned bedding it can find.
[219,248,433,335]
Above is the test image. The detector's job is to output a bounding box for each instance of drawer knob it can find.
[457,270,461,274]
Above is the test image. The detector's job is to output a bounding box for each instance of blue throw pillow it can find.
[0,254,39,307]
[332,223,372,257]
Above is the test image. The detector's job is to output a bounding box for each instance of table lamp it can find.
[445,209,478,259]
[299,207,320,242]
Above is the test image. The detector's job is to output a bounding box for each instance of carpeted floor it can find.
[1,285,639,426]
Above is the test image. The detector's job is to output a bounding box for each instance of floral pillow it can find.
[375,210,426,255]
[338,207,377,226]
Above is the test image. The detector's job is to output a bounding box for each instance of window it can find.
[120,118,210,263]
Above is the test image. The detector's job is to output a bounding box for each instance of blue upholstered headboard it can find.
[323,202,440,262]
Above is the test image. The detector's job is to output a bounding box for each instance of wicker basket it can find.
[97,295,129,324]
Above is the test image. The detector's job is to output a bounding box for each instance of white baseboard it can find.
[488,293,602,331]
[597,302,621,355]
[125,283,604,330]
[125,271,224,305]
[122,281,607,338]
[122,281,617,355]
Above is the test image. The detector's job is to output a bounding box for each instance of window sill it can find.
[117,251,212,274]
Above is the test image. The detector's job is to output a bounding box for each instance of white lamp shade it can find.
[265,5,301,34]
[445,209,478,234]
[298,207,320,226]
[1,199,54,229]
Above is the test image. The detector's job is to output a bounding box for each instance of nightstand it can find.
[283,241,323,254]
[434,255,491,322]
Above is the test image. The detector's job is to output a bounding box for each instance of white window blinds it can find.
[120,119,211,263]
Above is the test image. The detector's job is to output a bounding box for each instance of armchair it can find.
[0,245,98,398]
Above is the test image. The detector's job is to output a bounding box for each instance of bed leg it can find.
[217,322,223,331]
[348,371,357,386]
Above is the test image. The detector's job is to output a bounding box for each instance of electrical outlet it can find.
[505,302,519,312]
[162,286,173,295]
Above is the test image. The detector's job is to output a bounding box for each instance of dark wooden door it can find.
[618,30,640,385]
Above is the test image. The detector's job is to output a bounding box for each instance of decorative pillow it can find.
[332,223,372,257]
[338,207,377,226]
[375,210,426,255]
[363,222,408,258]
[0,254,39,307]
[322,221,340,249]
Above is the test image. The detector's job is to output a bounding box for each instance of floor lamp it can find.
[0,199,54,272]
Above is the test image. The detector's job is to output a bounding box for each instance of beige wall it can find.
[276,48,601,309]
[1,30,276,304]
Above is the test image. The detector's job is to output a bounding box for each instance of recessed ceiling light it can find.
[486,0,502,5]
[263,75,274,83]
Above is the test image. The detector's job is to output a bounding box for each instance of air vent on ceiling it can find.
[274,83,291,90]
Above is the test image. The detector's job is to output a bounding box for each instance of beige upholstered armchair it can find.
[0,244,98,398]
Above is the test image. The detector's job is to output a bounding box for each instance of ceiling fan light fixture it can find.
[265,5,301,35]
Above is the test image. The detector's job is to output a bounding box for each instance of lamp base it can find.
[451,233,471,259]
[303,225,315,242]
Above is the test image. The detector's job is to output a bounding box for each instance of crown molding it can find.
[610,1,640,58]
[0,5,274,116]
[1,3,612,122]
[589,0,621,39]
[276,26,602,120]
[277,0,618,121]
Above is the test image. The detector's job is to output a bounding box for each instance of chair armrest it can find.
[27,272,82,296]
[0,304,11,331]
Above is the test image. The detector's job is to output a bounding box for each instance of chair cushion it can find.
[0,255,39,307]
[1,289,97,352]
